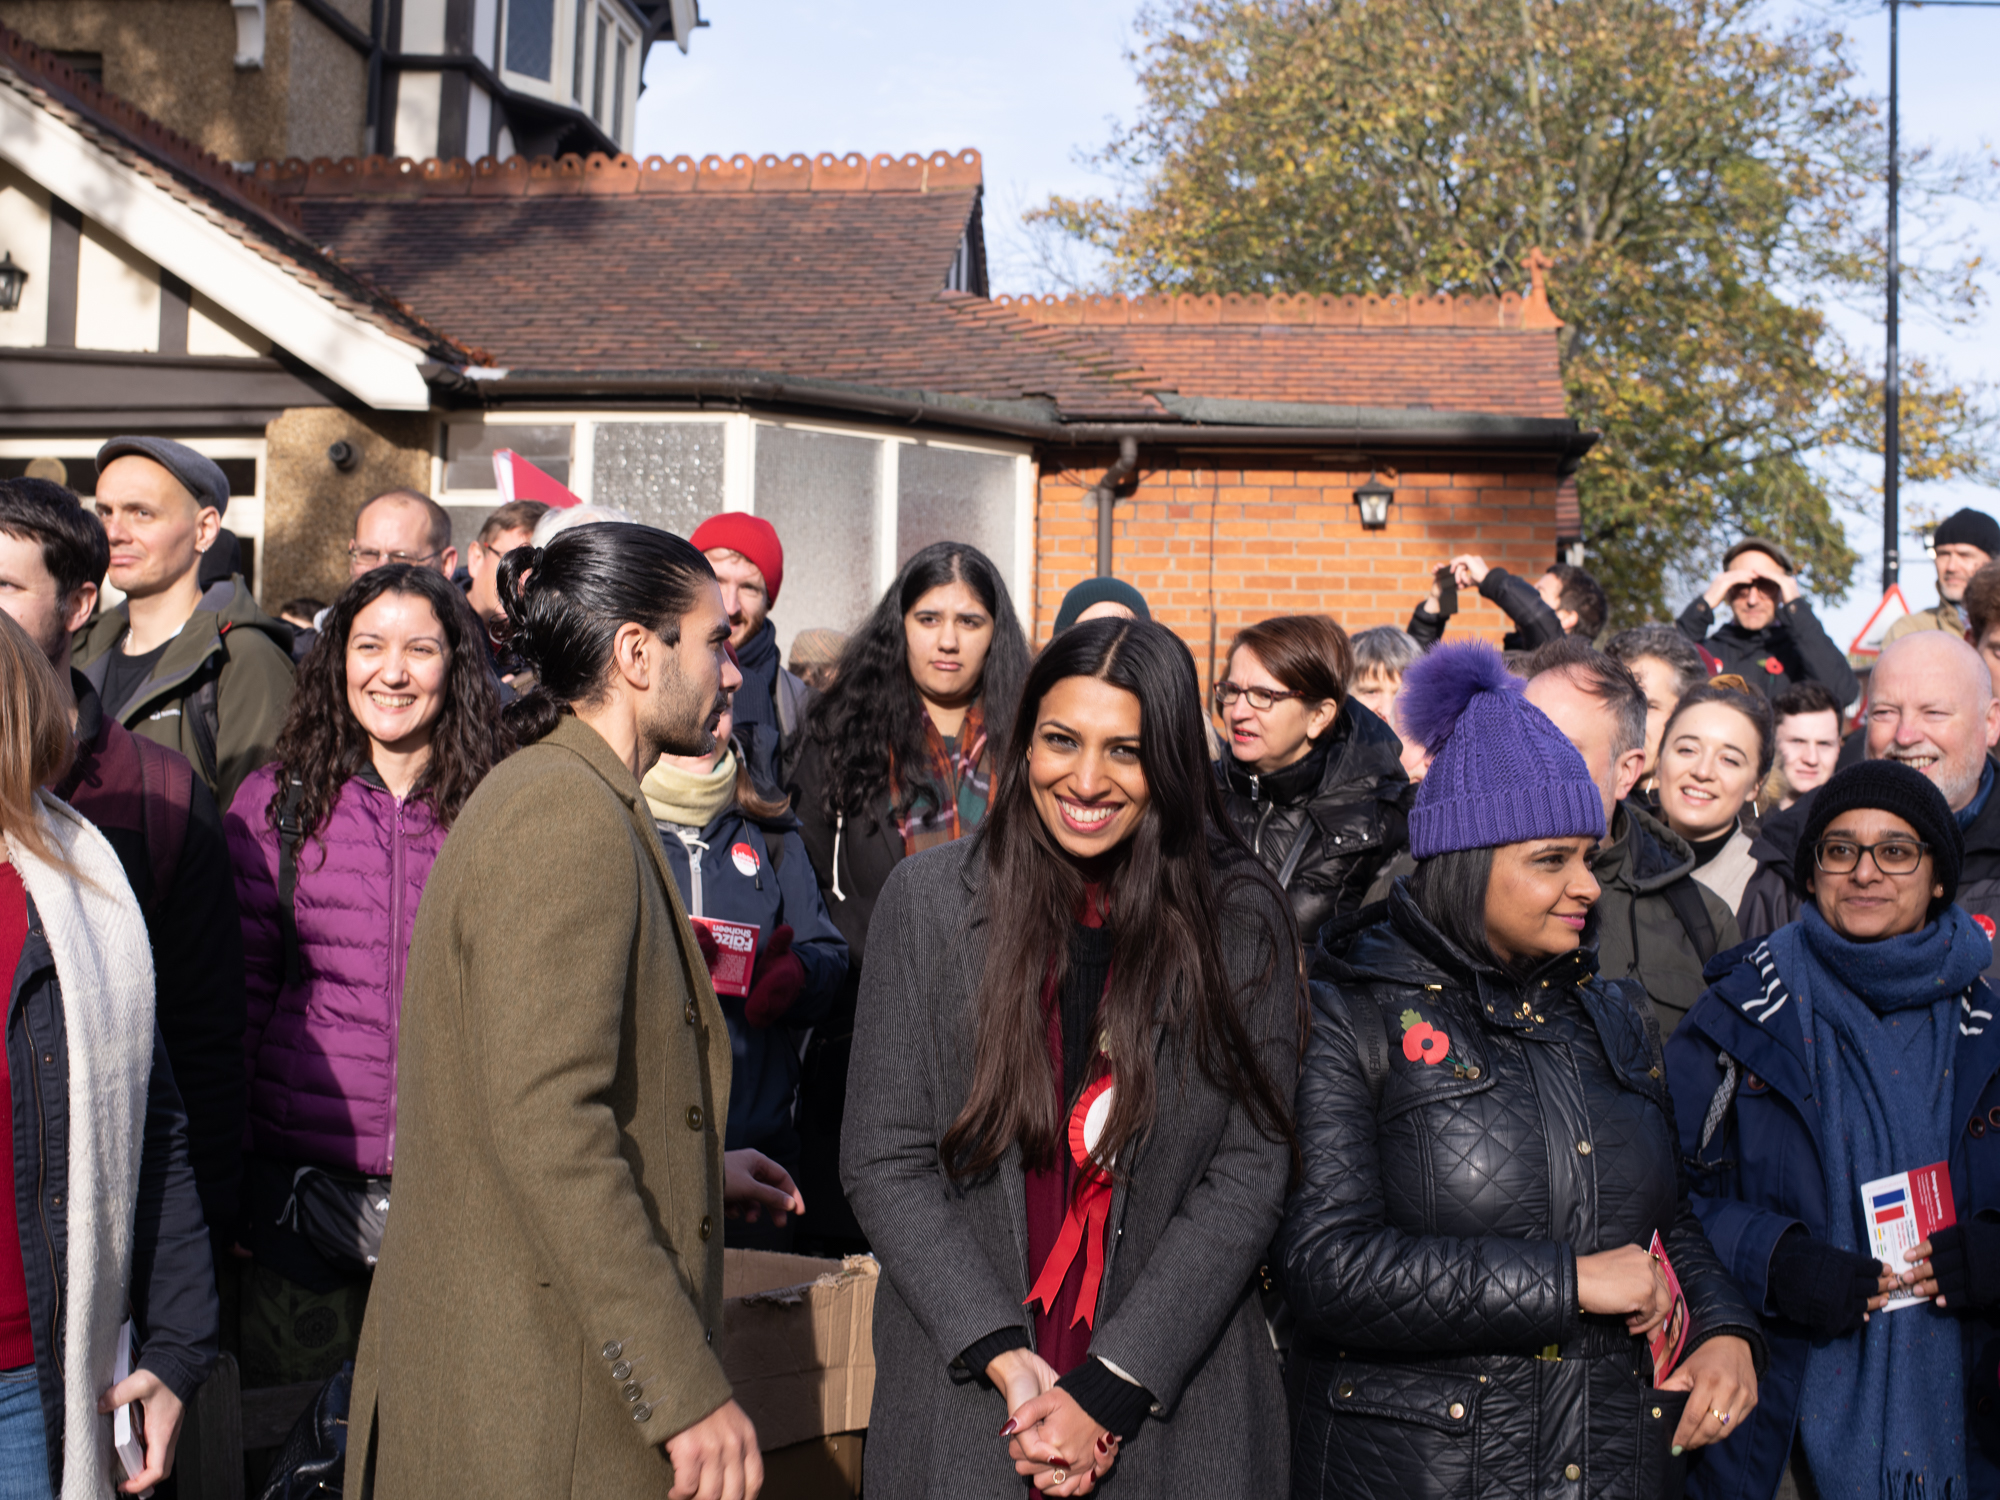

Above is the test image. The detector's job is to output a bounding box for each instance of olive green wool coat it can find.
[346,715,734,1499]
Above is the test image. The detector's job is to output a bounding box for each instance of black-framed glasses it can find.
[1814,836,1930,876]
[348,543,442,568]
[1213,681,1307,713]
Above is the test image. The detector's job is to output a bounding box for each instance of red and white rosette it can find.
[1024,1074,1116,1330]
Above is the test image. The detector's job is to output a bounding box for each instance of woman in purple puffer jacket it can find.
[225,565,508,1386]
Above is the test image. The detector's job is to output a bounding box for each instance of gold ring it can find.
[1714,1408,1730,1425]
[1051,1469,1067,1485]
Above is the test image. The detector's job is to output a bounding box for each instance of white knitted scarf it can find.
[6,793,155,1500]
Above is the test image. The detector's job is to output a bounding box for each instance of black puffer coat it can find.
[1219,700,1411,943]
[1278,885,1763,1500]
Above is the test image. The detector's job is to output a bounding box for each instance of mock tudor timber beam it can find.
[0,85,431,410]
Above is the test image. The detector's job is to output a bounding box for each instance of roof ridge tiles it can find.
[254,148,985,199]
[995,278,1562,332]
[0,21,300,227]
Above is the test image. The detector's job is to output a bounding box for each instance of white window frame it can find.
[433,411,1035,630]
[497,0,562,100]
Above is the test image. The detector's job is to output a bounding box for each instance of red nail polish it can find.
[1096,1436,1110,1454]
[1000,1418,1018,1437]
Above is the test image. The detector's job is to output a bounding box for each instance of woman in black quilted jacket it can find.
[1277,642,1762,1500]
[1216,615,1411,946]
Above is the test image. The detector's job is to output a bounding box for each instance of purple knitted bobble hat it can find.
[1399,641,1606,859]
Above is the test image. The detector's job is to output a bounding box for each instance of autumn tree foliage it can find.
[1035,0,1998,621]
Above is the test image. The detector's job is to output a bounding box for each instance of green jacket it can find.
[73,575,295,816]
[347,715,733,1498]
[1590,799,1740,1036]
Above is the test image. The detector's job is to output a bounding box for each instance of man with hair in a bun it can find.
[689,512,810,784]
[1886,506,2000,644]
[348,523,800,1500]
[72,436,294,812]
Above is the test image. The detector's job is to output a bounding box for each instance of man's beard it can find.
[648,662,727,759]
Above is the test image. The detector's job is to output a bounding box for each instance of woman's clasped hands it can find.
[988,1349,1122,1495]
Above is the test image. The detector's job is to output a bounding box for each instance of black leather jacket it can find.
[1278,886,1762,1500]
[1219,700,1411,946]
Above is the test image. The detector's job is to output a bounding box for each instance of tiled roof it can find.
[0,24,477,362]
[287,150,1571,429]
[289,155,1172,419]
[992,279,1568,419]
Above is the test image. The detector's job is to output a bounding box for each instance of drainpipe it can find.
[1090,436,1141,577]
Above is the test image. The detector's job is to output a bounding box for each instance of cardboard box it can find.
[721,1250,878,1452]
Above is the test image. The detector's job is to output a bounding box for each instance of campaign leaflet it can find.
[691,916,759,998]
[1860,1161,1956,1312]
[1647,1231,1689,1385]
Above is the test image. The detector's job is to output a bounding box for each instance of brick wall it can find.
[1034,459,1564,688]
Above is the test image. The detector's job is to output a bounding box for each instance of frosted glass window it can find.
[592,423,725,536]
[898,446,1017,581]
[505,0,554,78]
[753,427,879,653]
[443,423,571,491]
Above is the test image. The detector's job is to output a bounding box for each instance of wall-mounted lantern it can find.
[0,253,28,313]
[1354,474,1393,530]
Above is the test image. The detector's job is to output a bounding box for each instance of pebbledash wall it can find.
[1037,462,1567,688]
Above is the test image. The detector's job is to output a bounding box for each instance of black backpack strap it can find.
[1663,875,1719,964]
[1345,991,1393,1111]
[187,668,221,788]
[276,772,309,990]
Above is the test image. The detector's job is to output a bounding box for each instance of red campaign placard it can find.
[1647,1231,1690,1385]
[692,916,758,998]
[1861,1161,1957,1312]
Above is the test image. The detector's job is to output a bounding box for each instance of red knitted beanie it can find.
[689,513,784,606]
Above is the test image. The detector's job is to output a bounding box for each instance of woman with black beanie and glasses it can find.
[1669,759,2000,1500]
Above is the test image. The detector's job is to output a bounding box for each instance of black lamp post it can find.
[1882,0,2000,593]
[0,253,26,313]
[1354,475,1393,530]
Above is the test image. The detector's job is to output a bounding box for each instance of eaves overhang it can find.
[439,366,1599,469]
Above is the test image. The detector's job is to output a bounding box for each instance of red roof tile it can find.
[291,162,1171,418]
[996,291,1567,419]
[289,151,1570,428]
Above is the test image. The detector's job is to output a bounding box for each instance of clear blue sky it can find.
[633,1,2000,641]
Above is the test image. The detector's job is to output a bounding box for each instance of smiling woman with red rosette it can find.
[1278,641,1763,1500]
[843,618,1303,1498]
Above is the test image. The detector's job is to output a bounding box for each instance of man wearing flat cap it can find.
[1676,536,1859,706]
[1884,507,2000,646]
[73,437,295,815]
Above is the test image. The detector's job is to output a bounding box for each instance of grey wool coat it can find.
[841,837,1299,1499]
[345,716,733,1498]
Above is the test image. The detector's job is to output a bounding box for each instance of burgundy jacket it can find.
[226,763,447,1176]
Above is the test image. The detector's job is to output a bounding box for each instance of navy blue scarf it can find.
[1770,903,1990,1499]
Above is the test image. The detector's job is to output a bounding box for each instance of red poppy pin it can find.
[1762,656,1783,674]
[1399,1009,1474,1075]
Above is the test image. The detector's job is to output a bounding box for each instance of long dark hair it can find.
[940,618,1301,1183]
[497,522,715,743]
[270,565,507,841]
[1405,846,1502,972]
[806,541,1029,825]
